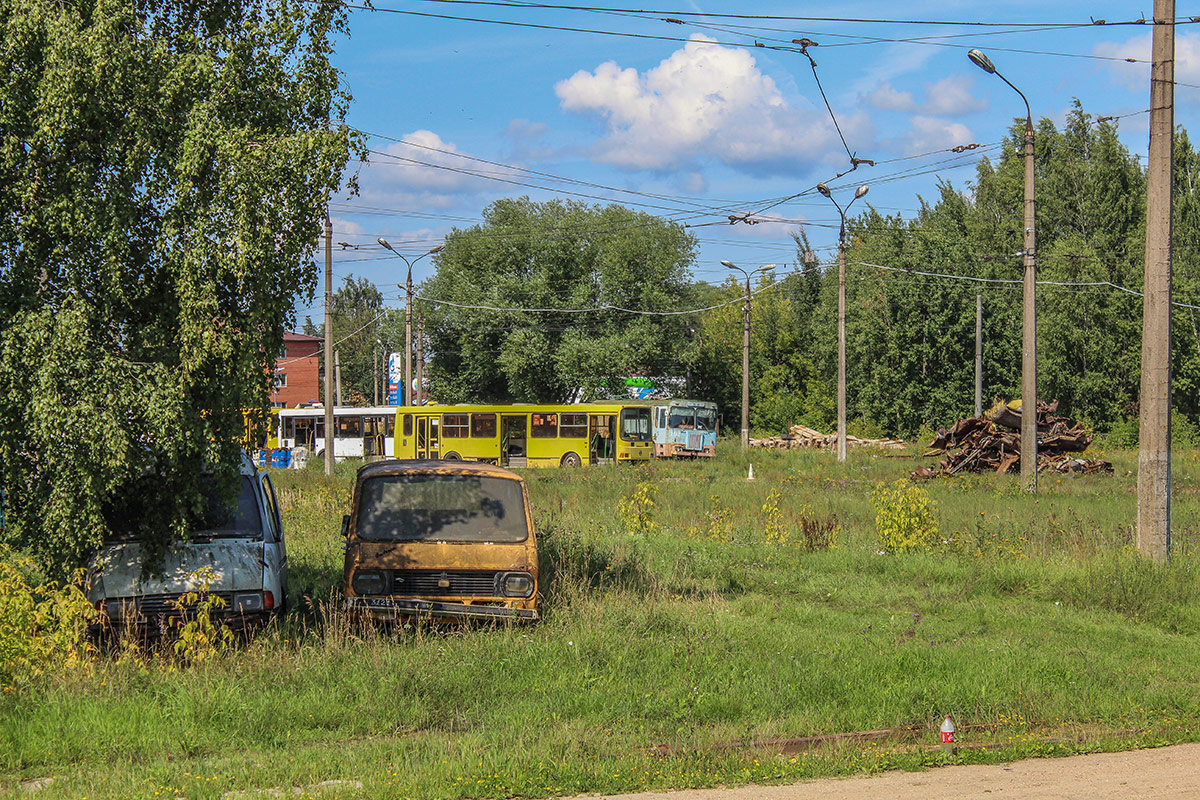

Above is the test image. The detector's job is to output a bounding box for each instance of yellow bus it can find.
[393,403,653,467]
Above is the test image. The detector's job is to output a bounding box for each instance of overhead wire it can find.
[342,2,1155,64]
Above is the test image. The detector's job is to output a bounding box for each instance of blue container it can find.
[270,449,292,469]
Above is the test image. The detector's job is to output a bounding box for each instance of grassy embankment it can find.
[5,443,1200,798]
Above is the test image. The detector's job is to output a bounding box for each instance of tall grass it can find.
[4,443,1200,798]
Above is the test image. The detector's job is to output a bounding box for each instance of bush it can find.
[872,479,940,553]
[0,556,96,690]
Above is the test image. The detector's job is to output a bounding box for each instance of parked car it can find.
[343,459,539,622]
[86,452,287,636]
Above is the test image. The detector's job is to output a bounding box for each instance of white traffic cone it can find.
[747,464,755,481]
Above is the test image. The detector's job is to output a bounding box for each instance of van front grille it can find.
[106,592,237,620]
[389,570,500,597]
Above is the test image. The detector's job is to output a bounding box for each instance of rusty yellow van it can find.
[342,460,538,622]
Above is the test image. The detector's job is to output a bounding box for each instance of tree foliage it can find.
[304,276,392,405]
[0,0,355,573]
[423,198,699,403]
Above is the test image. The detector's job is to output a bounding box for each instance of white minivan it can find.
[86,453,287,636]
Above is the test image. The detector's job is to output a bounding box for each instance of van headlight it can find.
[499,572,534,598]
[352,570,388,595]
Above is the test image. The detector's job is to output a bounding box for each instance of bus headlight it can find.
[352,570,388,595]
[499,572,534,598]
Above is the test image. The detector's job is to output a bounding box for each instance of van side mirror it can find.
[341,514,351,538]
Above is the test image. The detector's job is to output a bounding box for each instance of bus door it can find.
[364,415,385,458]
[589,415,616,464]
[415,415,440,459]
[500,415,527,468]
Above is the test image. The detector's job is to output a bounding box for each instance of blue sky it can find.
[299,1,1200,321]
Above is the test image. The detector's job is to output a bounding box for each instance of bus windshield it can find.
[355,473,529,543]
[620,407,652,441]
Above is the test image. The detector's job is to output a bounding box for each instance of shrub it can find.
[168,567,233,665]
[618,482,658,535]
[0,556,96,690]
[872,479,940,553]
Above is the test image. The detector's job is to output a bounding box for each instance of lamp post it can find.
[720,260,775,448]
[377,240,444,407]
[969,48,1037,493]
[816,182,869,462]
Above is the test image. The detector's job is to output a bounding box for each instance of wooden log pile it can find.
[912,399,1113,478]
[750,424,905,451]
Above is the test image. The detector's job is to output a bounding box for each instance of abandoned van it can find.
[343,460,539,622]
[86,452,287,635]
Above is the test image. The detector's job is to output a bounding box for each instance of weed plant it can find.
[4,444,1200,798]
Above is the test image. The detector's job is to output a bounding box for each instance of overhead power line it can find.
[851,261,1200,311]
[342,2,1156,64]
[397,1,1175,28]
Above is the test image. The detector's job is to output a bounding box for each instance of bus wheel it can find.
[560,452,582,468]
[443,451,462,461]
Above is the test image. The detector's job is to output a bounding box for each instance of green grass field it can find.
[5,443,1200,799]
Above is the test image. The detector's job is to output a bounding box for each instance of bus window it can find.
[668,409,695,429]
[337,416,363,437]
[388,416,397,437]
[620,407,652,441]
[531,413,558,438]
[560,413,587,439]
[657,408,666,428]
[696,409,717,432]
[403,414,413,437]
[444,414,469,438]
[471,413,497,438]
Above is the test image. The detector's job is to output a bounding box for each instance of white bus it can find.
[276,406,396,461]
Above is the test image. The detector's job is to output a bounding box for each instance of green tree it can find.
[422,198,699,403]
[304,276,389,405]
[0,0,355,574]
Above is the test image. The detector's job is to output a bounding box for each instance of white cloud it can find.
[328,217,365,237]
[356,130,521,210]
[862,76,985,115]
[905,116,974,154]
[554,35,838,173]
[1095,32,1200,93]
[863,82,917,112]
[923,76,987,115]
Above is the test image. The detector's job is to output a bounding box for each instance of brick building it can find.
[271,332,322,408]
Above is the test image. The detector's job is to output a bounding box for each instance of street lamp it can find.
[377,239,444,407]
[720,260,776,448]
[815,182,869,462]
[969,47,1037,492]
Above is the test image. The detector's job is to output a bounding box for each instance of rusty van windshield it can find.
[354,473,529,543]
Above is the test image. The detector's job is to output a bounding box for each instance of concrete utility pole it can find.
[975,294,983,417]
[1139,0,1175,562]
[720,260,775,448]
[816,182,870,462]
[416,307,424,406]
[323,214,334,476]
[376,240,444,407]
[968,48,1037,492]
[334,350,343,406]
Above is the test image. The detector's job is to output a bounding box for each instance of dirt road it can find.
[562,743,1200,800]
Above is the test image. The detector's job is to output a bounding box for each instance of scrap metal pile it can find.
[750,424,905,451]
[913,399,1113,478]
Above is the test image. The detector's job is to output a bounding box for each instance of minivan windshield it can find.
[355,473,529,543]
[104,475,263,542]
